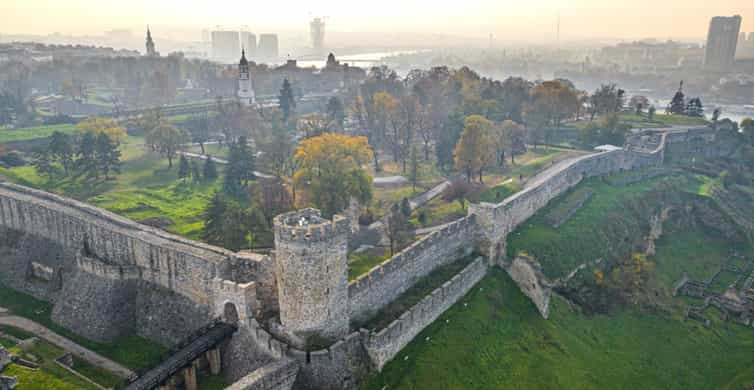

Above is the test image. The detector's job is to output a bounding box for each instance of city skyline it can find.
[1,0,752,43]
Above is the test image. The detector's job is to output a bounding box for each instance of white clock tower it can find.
[238,49,255,106]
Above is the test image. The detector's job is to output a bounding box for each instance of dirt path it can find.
[0,309,134,378]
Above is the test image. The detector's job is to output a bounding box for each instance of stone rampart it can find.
[364,256,487,370]
[470,148,662,262]
[0,182,234,305]
[348,215,477,323]
[226,358,299,390]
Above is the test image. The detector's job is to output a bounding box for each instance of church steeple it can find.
[145,26,157,57]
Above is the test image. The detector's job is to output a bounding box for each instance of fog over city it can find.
[2,0,752,43]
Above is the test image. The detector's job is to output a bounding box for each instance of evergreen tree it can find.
[408,146,420,192]
[400,197,412,217]
[325,96,345,130]
[686,97,704,118]
[278,78,296,124]
[76,132,99,179]
[203,156,218,180]
[668,82,686,115]
[94,132,121,179]
[48,131,74,175]
[32,150,55,180]
[178,154,190,180]
[203,193,227,246]
[191,160,201,182]
[648,105,656,121]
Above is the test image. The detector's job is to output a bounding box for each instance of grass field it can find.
[0,136,223,241]
[363,266,754,390]
[1,329,123,390]
[506,172,701,279]
[0,282,164,372]
[0,124,78,143]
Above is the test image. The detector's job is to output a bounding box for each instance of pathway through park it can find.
[0,307,135,378]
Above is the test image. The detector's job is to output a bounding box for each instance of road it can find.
[0,309,135,378]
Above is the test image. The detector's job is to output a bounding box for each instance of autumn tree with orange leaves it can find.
[293,133,374,217]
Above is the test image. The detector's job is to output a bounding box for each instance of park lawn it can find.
[372,159,445,186]
[0,136,223,241]
[1,325,125,390]
[409,195,467,229]
[186,143,230,159]
[0,282,165,371]
[0,124,78,143]
[362,267,754,390]
[372,185,421,218]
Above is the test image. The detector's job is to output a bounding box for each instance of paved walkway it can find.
[0,309,134,378]
[176,151,275,179]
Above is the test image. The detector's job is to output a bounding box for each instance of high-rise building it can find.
[211,30,240,63]
[310,17,325,56]
[241,32,257,60]
[238,49,255,106]
[257,34,279,63]
[703,15,742,71]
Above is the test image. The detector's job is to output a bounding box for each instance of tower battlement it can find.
[273,209,350,243]
[273,208,350,341]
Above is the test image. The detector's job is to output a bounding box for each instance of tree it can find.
[32,150,55,180]
[648,105,656,121]
[293,133,374,217]
[686,97,704,118]
[454,115,494,183]
[741,118,754,146]
[94,132,121,180]
[146,123,189,168]
[224,136,256,195]
[712,108,721,123]
[77,116,127,143]
[400,197,412,217]
[186,112,210,154]
[668,82,686,115]
[202,193,268,251]
[48,131,74,175]
[76,132,99,179]
[191,160,201,182]
[579,113,631,147]
[408,146,420,192]
[442,178,474,211]
[203,156,218,180]
[279,78,296,124]
[384,203,413,256]
[178,154,190,180]
[629,95,649,115]
[589,84,624,120]
[135,108,164,137]
[325,97,345,131]
[500,77,532,122]
[502,120,526,164]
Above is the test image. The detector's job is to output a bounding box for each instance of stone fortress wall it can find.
[0,125,736,389]
[348,214,477,323]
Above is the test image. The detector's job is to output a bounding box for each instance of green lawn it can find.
[363,268,754,390]
[0,282,164,371]
[0,124,78,143]
[1,325,124,390]
[507,171,703,279]
[0,136,223,241]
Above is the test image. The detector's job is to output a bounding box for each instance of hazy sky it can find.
[1,0,752,42]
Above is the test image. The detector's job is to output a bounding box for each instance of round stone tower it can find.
[273,209,350,341]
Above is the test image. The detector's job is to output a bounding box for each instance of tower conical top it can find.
[240,48,248,65]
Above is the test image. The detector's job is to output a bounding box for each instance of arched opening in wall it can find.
[223,302,240,325]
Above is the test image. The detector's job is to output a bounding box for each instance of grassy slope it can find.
[0,124,78,143]
[506,172,710,279]
[366,169,754,390]
[1,325,124,390]
[363,268,754,390]
[0,283,164,371]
